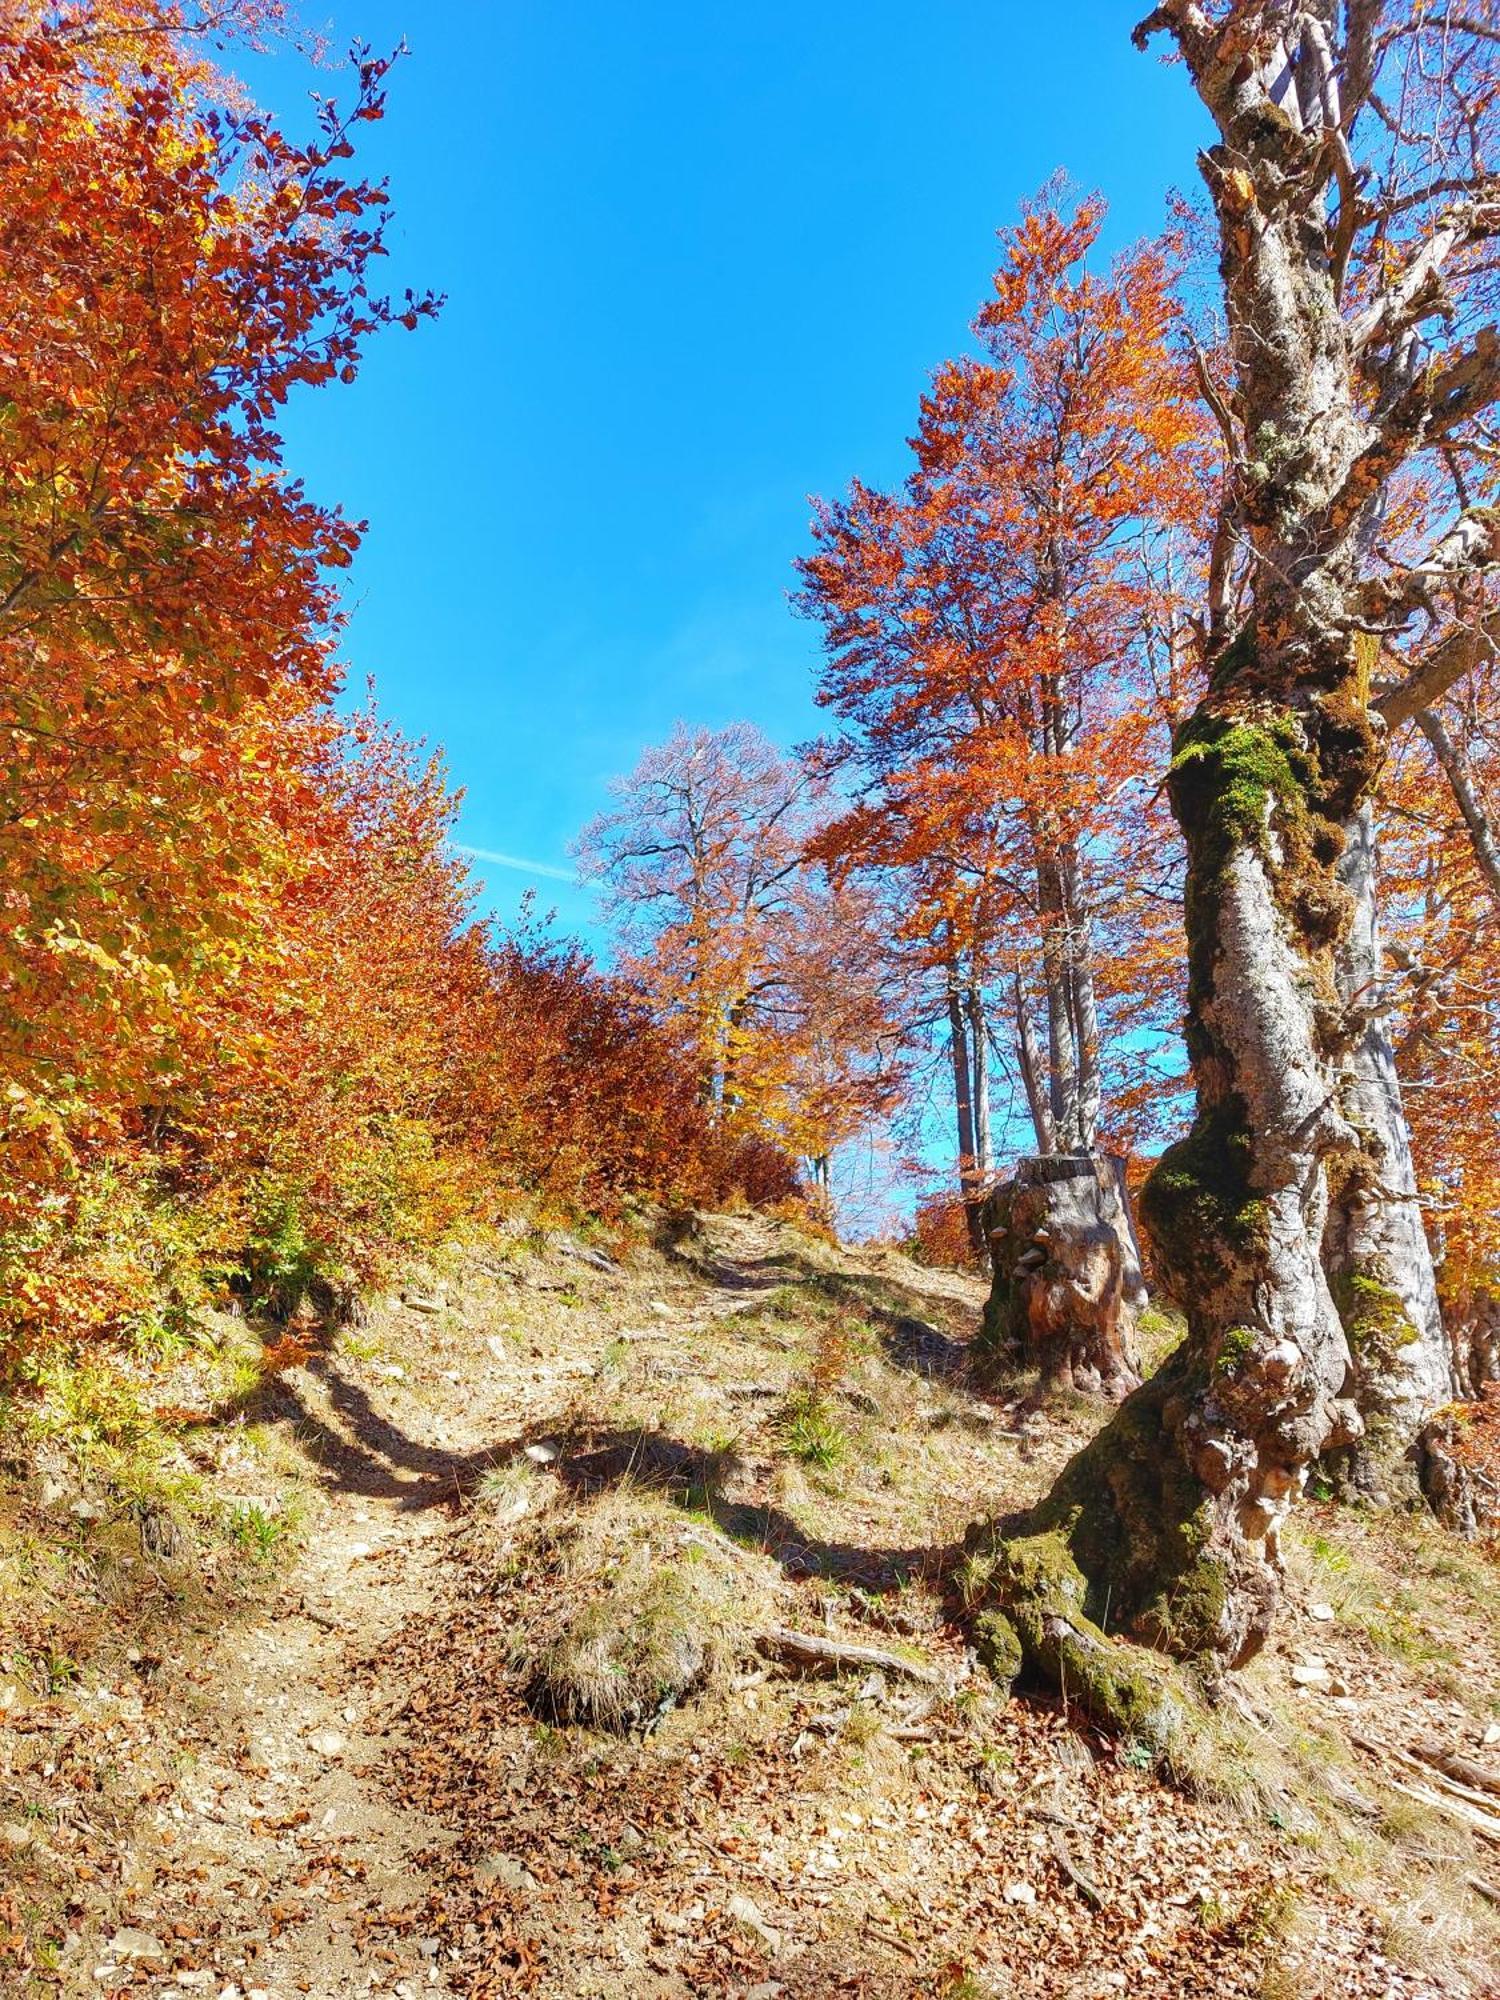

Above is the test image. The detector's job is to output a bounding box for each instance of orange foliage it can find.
[797,190,1212,1163]
[578,723,907,1178]
[910,1190,985,1273]
[0,6,795,1364]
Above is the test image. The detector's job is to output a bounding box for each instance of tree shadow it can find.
[206,1336,962,1594]
[544,1421,962,1594]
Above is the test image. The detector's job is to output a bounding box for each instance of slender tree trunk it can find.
[966,982,993,1183]
[1036,852,1082,1148]
[1061,846,1102,1153]
[946,968,984,1256]
[1323,804,1457,1498]
[1417,706,1500,910]
[1014,970,1054,1153]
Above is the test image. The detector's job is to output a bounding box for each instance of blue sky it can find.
[252,2,1210,948]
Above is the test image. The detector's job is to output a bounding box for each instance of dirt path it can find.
[74,1220,818,1999]
[40,1215,1500,1999]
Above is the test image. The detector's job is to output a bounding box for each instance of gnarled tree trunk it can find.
[964,1,1500,1704]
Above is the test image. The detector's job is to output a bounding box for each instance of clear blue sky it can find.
[254,2,1208,946]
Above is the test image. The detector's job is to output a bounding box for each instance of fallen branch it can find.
[1385,1775,1500,1849]
[1412,1738,1500,1800]
[756,1626,941,1685]
[1049,1826,1106,1909]
[1350,1733,1500,1846]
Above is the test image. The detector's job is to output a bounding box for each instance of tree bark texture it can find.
[1323,804,1457,1499]
[978,1155,1143,1399]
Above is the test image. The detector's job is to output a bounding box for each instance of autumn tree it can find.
[969,2,1500,1712]
[577,723,904,1195]
[799,195,1205,1361]
[0,2,435,1225]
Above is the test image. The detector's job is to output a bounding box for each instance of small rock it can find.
[346,1542,373,1560]
[1003,1880,1036,1906]
[308,1728,346,1759]
[110,1930,167,1969]
[1484,1723,1500,1748]
[486,1336,510,1361]
[380,1363,407,1380]
[69,1497,107,1522]
[650,1300,673,1318]
[747,1985,785,2000]
[1291,1663,1332,1690]
[2,1822,33,1849]
[402,1294,445,1315]
[728,1891,782,1956]
[173,1974,214,1990]
[1308,1602,1335,1622]
[525,1441,559,1465]
[473,1853,538,1893]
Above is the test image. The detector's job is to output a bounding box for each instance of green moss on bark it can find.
[962,1352,1232,1742]
[1169,711,1315,876]
[1140,1099,1270,1301]
[1334,1273,1419,1357]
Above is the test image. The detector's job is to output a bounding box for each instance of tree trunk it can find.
[1014,971,1054,1153]
[978,1155,1143,1399]
[1036,853,1082,1149]
[1323,804,1457,1501]
[1061,847,1102,1152]
[1416,707,1500,909]
[946,974,984,1257]
[966,982,993,1182]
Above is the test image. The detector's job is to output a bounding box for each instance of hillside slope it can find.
[2,1213,1497,1997]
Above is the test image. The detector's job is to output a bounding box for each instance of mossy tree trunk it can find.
[970,6,1500,1709]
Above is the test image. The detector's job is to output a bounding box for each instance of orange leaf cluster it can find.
[0,5,792,1361]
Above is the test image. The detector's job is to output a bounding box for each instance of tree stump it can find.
[979,1154,1144,1399]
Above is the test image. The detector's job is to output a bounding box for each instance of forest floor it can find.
[2,1210,1499,1999]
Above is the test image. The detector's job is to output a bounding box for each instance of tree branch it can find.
[1415,705,1500,912]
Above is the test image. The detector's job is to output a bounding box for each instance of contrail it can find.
[454,844,578,885]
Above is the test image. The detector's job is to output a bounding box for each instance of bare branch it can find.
[1361,505,1500,626]
[1376,608,1500,729]
[1415,705,1500,911]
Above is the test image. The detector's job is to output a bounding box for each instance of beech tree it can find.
[970,0,1500,1711]
[576,723,904,1190]
[0,3,436,1208]
[800,196,1204,1359]
[800,201,1201,1178]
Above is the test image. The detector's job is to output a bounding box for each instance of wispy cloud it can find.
[454,844,579,885]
